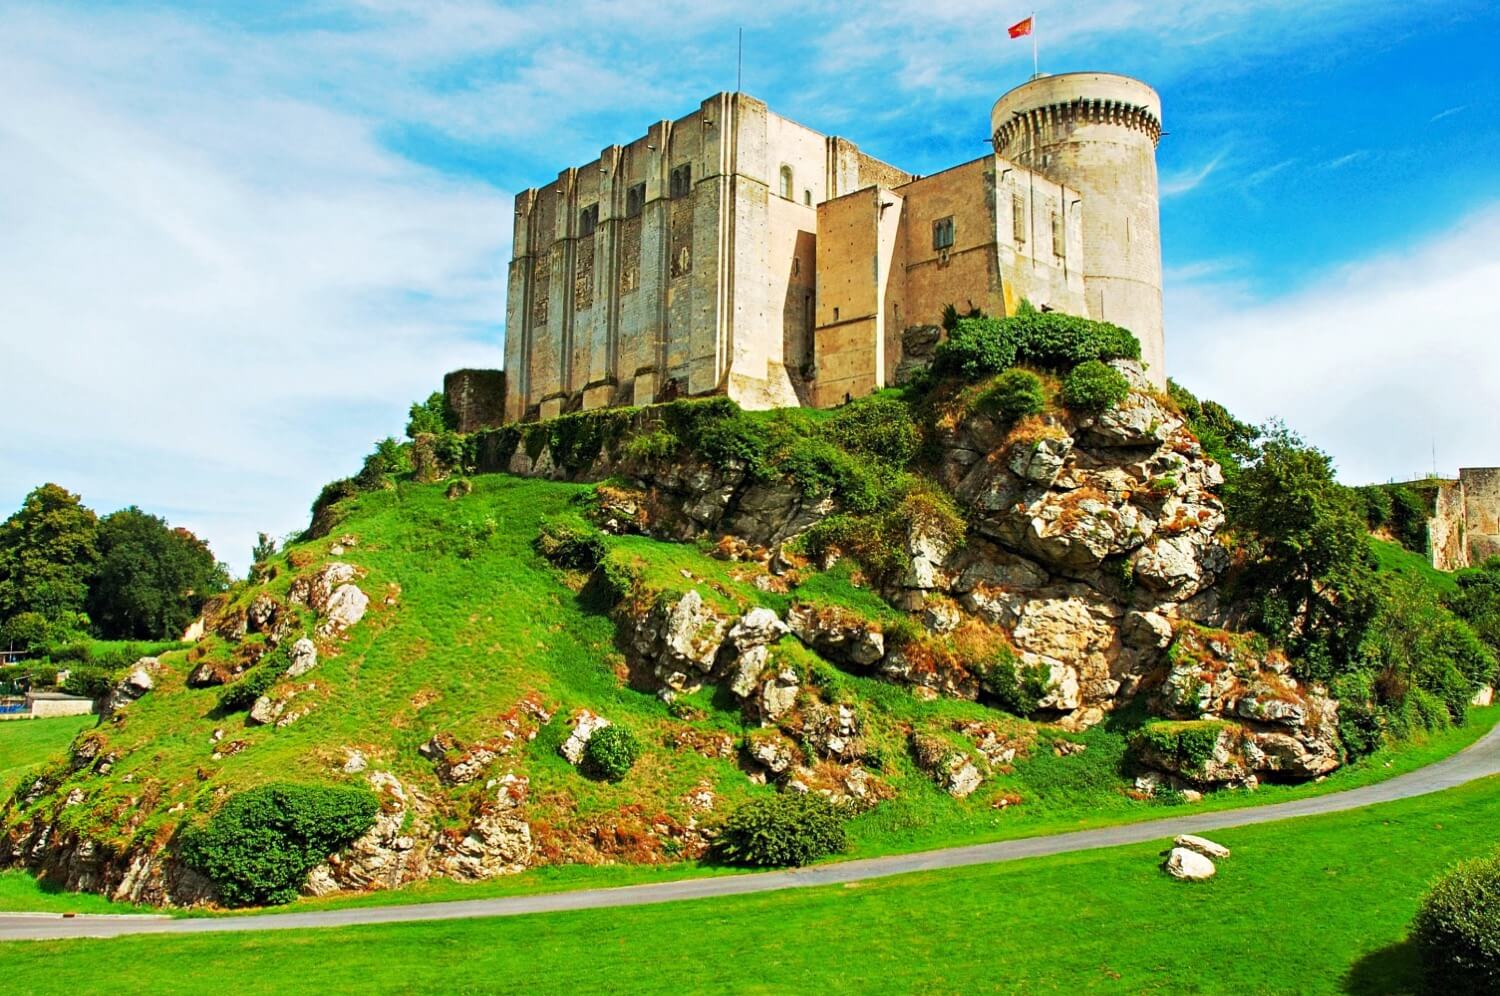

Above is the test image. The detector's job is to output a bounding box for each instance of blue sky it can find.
[2,0,1497,573]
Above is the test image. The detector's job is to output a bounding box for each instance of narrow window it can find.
[1012,194,1026,244]
[580,203,598,237]
[834,306,840,321]
[932,216,955,251]
[804,189,812,206]
[670,164,692,199]
[626,182,645,218]
[1051,211,1065,259]
[779,165,793,200]
[792,257,801,277]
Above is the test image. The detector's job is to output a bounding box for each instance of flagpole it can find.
[1032,11,1038,78]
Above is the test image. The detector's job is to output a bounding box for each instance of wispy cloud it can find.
[1322,150,1369,169]
[1161,151,1228,197]
[1167,202,1500,485]
[1430,104,1468,122]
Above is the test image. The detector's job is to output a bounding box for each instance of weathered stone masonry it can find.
[497,72,1168,426]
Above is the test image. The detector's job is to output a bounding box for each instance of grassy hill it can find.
[4,464,1496,910]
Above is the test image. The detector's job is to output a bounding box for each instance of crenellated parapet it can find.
[993,97,1162,150]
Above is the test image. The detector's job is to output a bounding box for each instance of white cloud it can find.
[0,10,511,574]
[1166,203,1500,485]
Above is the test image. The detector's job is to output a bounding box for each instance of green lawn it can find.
[7,775,1499,993]
[0,715,96,799]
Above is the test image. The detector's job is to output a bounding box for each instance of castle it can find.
[495,72,1166,424]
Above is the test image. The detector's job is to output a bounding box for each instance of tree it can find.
[406,392,456,439]
[86,508,229,640]
[1228,423,1380,679]
[0,483,100,625]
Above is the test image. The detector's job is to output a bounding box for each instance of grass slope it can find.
[4,471,1498,914]
[7,775,1499,993]
[1370,537,1458,596]
[0,716,95,799]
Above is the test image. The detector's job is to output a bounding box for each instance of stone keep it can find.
[992,73,1166,385]
[497,71,1169,424]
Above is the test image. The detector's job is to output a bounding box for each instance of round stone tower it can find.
[991,73,1165,385]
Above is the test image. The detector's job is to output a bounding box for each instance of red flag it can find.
[1008,16,1032,38]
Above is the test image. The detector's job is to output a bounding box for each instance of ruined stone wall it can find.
[443,369,506,433]
[1462,468,1500,565]
[1429,479,1468,572]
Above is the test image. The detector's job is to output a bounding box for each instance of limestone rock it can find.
[305,771,429,895]
[285,638,319,678]
[758,670,800,722]
[787,604,884,667]
[909,733,982,798]
[1174,834,1230,859]
[560,711,611,765]
[1164,847,1216,881]
[1008,436,1073,485]
[247,695,279,726]
[317,584,369,637]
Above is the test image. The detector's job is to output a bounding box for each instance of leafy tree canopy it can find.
[406,392,457,439]
[85,507,228,640]
[0,483,100,624]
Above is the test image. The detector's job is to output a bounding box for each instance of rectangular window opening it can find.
[932,216,955,251]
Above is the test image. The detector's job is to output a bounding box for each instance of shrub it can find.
[1133,720,1231,773]
[61,666,113,699]
[780,438,898,514]
[179,783,379,906]
[356,437,410,488]
[1061,360,1130,413]
[216,644,291,713]
[622,427,680,463]
[716,793,846,867]
[932,316,1018,380]
[307,478,359,538]
[823,394,921,466]
[583,725,641,781]
[976,369,1046,423]
[1411,850,1500,993]
[405,392,456,439]
[534,518,606,571]
[981,650,1050,715]
[1008,304,1141,369]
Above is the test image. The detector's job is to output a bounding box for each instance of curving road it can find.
[5,721,1500,943]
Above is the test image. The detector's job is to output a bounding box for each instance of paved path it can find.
[6,721,1500,943]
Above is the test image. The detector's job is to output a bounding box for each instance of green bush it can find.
[980,650,1050,716]
[1133,721,1230,773]
[406,392,457,439]
[179,783,379,906]
[823,394,921,466]
[534,518,606,571]
[1411,850,1500,993]
[932,316,1018,379]
[780,438,899,514]
[216,645,291,713]
[1061,360,1130,413]
[356,437,410,488]
[976,369,1046,423]
[716,793,846,867]
[583,725,641,781]
[61,666,112,699]
[1008,305,1140,369]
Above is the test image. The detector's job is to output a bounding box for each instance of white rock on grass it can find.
[1163,847,1216,881]
[286,638,319,678]
[1174,834,1231,859]
[559,710,611,765]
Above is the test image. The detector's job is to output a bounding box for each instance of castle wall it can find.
[1461,468,1500,565]
[505,93,910,421]
[1429,479,1468,572]
[813,187,904,406]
